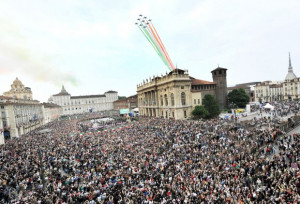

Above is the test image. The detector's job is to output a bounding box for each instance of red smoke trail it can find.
[149,22,175,70]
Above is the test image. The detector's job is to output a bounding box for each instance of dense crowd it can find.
[0,111,300,203]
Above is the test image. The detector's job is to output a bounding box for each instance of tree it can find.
[202,94,220,118]
[192,105,209,119]
[227,88,250,108]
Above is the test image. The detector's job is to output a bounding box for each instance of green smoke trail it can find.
[138,26,171,71]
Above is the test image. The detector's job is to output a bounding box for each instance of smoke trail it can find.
[0,16,79,87]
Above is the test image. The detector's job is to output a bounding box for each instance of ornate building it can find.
[49,86,118,115]
[3,77,33,100]
[137,67,228,120]
[0,96,44,143]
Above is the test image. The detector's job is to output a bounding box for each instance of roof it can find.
[128,94,137,98]
[1,101,42,106]
[228,86,251,90]
[235,82,261,86]
[211,67,227,72]
[42,102,61,108]
[191,79,216,85]
[113,98,127,103]
[269,84,282,88]
[105,90,118,93]
[0,96,12,100]
[168,68,185,75]
[53,85,70,96]
[71,95,106,99]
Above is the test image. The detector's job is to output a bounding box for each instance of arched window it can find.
[181,92,186,105]
[164,94,168,106]
[171,93,175,106]
[160,95,163,106]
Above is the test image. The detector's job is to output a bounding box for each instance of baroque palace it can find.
[49,86,118,115]
[137,67,227,120]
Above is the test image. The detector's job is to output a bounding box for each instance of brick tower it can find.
[211,67,228,110]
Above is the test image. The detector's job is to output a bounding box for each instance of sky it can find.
[0,0,300,102]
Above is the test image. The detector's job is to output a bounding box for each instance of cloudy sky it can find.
[0,0,299,102]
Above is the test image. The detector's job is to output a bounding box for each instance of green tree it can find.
[227,88,250,108]
[192,105,209,119]
[202,94,220,118]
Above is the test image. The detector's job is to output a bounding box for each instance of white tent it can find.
[132,108,139,112]
[263,103,274,110]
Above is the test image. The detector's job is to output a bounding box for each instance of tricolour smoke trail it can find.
[136,15,175,71]
[141,26,172,71]
[149,22,175,70]
[138,26,171,71]
[146,25,173,70]
[145,24,173,70]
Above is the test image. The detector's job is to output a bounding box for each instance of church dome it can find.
[285,72,297,80]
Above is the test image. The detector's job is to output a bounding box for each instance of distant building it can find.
[113,95,138,111]
[228,82,260,102]
[254,81,283,102]
[282,53,300,100]
[49,86,118,115]
[282,78,300,101]
[3,77,33,100]
[0,96,44,143]
[42,103,62,124]
[137,67,228,120]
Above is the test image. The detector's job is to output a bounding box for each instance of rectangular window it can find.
[194,99,196,104]
[181,86,184,89]
[172,112,174,118]
[198,99,200,104]
[184,110,187,118]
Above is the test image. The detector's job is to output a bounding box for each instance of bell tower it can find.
[211,67,228,110]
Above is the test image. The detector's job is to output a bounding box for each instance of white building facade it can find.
[42,103,62,124]
[254,81,283,103]
[0,96,44,143]
[49,86,118,115]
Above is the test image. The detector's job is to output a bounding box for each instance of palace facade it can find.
[49,86,118,115]
[137,67,227,120]
[0,96,44,143]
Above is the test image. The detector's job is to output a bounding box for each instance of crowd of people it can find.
[0,111,300,203]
